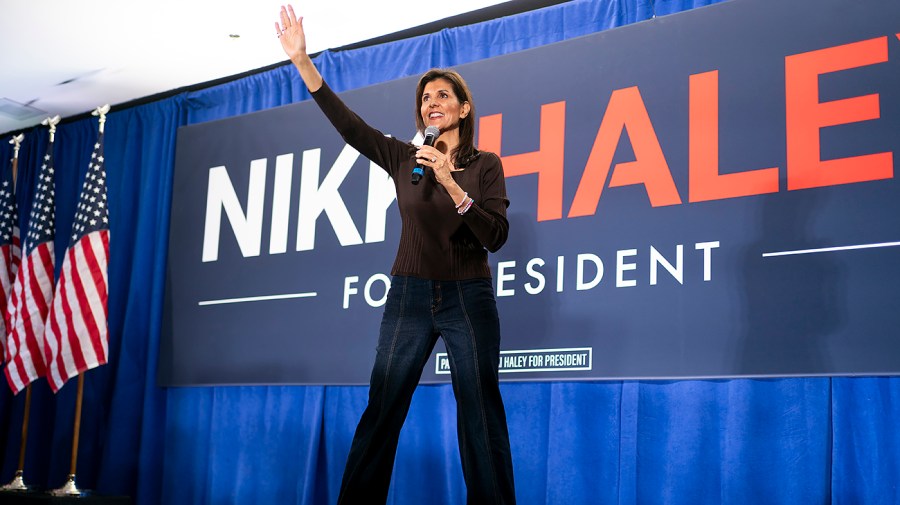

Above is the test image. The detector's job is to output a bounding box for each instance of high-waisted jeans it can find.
[337,275,516,505]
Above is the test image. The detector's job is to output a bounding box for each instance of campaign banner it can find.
[159,0,900,386]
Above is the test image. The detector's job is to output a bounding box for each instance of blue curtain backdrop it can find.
[1,0,898,503]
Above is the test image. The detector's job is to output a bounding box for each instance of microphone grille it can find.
[424,126,440,138]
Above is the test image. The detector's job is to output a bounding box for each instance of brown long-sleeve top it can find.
[311,82,510,280]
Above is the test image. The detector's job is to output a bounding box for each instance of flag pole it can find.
[50,105,108,497]
[51,374,86,496]
[0,385,33,492]
[0,133,31,493]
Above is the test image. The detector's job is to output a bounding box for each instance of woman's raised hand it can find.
[275,4,323,92]
[276,4,307,62]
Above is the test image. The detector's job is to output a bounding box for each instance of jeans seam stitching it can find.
[443,343,470,486]
[340,275,408,502]
[380,275,407,417]
[457,281,502,503]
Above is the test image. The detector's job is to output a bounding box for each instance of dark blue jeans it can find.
[338,275,516,505]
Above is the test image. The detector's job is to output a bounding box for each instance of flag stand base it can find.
[52,375,90,497]
[51,474,89,497]
[0,471,30,492]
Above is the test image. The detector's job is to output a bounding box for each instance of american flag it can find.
[0,154,21,356]
[4,140,56,394]
[43,130,109,392]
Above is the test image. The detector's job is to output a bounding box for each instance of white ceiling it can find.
[0,0,511,136]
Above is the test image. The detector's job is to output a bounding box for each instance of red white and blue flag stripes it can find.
[4,132,57,394]
[43,128,110,392]
[0,151,21,359]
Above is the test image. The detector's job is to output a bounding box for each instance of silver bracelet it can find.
[458,197,474,215]
[455,192,469,209]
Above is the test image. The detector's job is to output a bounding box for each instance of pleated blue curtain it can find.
[1,1,898,504]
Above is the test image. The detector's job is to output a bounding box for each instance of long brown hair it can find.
[414,69,476,166]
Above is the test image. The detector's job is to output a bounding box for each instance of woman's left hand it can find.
[416,145,453,185]
[276,5,307,62]
[416,145,468,208]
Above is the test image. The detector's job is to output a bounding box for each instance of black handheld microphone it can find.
[412,126,441,185]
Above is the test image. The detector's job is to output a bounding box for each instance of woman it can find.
[277,5,516,504]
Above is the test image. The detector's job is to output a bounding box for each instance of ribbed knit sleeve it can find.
[461,152,509,253]
[310,81,408,177]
